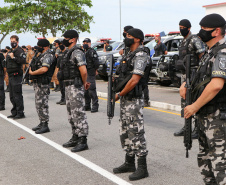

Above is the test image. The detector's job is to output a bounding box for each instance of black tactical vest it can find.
[176,35,199,71]
[6,48,23,74]
[192,44,226,114]
[114,47,151,98]
[30,51,52,84]
[85,48,96,76]
[0,53,4,75]
[61,47,83,80]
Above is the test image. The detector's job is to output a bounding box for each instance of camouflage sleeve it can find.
[42,54,53,68]
[132,51,148,76]
[192,37,205,55]
[71,49,86,67]
[55,48,61,55]
[211,51,226,79]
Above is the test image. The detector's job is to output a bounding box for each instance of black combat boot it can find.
[84,106,91,111]
[32,122,43,131]
[56,99,63,104]
[13,114,25,120]
[174,126,185,136]
[60,100,66,105]
[62,134,79,148]
[35,122,50,134]
[113,154,136,174]
[129,156,149,181]
[71,136,88,152]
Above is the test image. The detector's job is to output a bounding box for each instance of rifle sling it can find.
[114,73,132,92]
[192,77,211,94]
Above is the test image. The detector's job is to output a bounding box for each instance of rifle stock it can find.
[184,54,192,158]
[107,54,115,125]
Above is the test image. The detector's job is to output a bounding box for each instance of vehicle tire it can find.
[157,80,172,86]
[98,75,108,81]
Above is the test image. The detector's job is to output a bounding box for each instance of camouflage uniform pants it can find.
[33,83,50,123]
[65,84,88,137]
[198,110,226,185]
[119,96,148,157]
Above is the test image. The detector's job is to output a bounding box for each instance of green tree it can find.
[4,0,94,37]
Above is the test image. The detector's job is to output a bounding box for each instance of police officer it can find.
[119,25,134,56]
[83,38,99,112]
[4,35,26,119]
[174,19,205,138]
[153,34,168,57]
[29,39,54,134]
[52,40,61,92]
[181,13,226,185]
[0,50,5,110]
[103,40,112,52]
[56,44,67,105]
[61,30,90,153]
[113,28,149,181]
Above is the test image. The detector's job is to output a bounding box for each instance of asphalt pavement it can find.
[0,83,204,185]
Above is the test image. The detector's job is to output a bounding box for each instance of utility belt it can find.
[64,77,83,88]
[198,103,226,115]
[8,70,23,77]
[122,84,143,101]
[32,76,49,85]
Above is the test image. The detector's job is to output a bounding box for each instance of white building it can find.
[203,2,226,19]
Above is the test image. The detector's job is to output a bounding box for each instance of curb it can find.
[97,91,181,112]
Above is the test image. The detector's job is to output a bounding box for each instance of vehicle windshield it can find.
[110,42,121,50]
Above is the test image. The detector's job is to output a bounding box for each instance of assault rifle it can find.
[22,51,39,83]
[107,54,115,125]
[184,54,192,158]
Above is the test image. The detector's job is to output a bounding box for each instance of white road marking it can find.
[0,113,132,185]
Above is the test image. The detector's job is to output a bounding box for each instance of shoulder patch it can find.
[20,53,26,59]
[219,57,226,70]
[136,60,144,69]
[135,51,144,56]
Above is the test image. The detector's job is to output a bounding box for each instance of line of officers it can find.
[0,13,225,184]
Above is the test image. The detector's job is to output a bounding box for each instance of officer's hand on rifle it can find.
[115,94,119,102]
[29,67,33,75]
[180,82,187,100]
[184,103,199,119]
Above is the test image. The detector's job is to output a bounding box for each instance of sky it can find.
[0,0,224,48]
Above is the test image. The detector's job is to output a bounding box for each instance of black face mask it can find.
[123,32,127,38]
[37,47,44,53]
[83,44,89,50]
[63,39,72,47]
[124,37,134,47]
[180,28,189,37]
[59,45,65,51]
[198,28,216,42]
[11,42,17,48]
